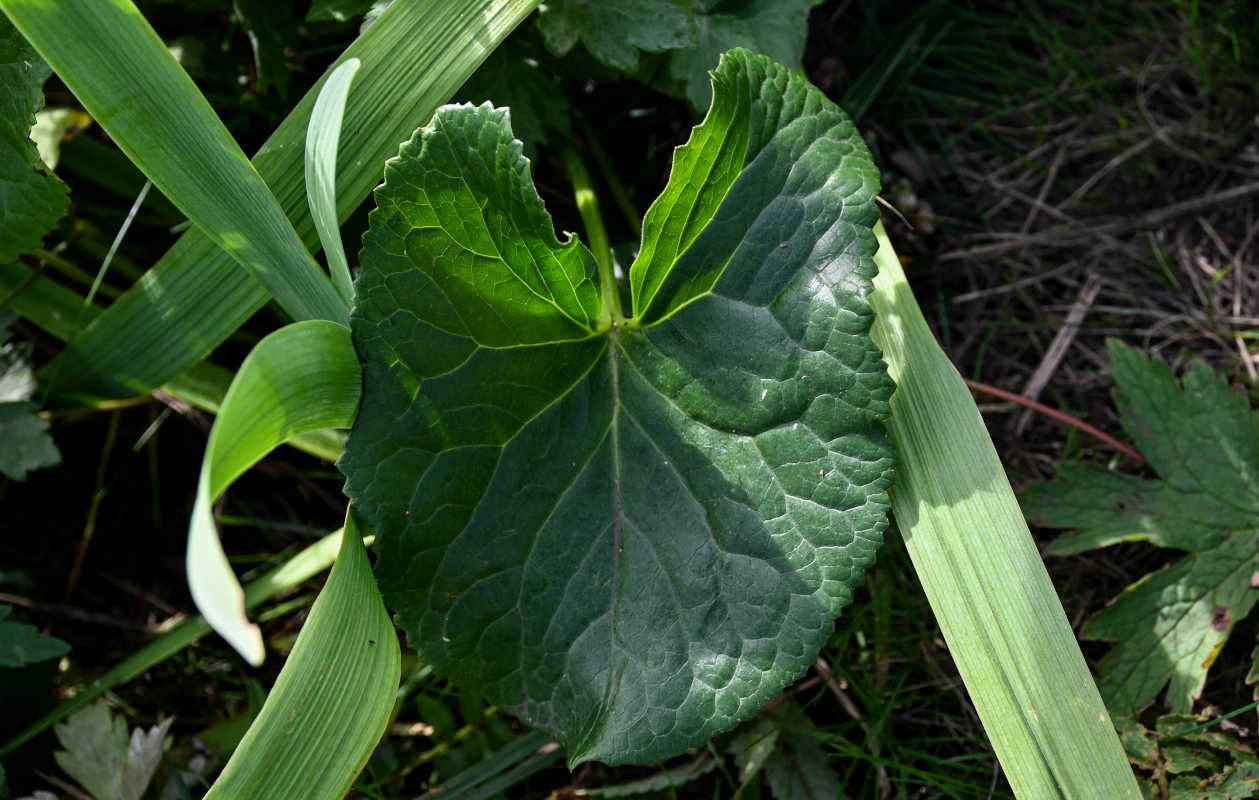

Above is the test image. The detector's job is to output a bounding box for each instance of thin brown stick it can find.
[941,181,1259,261]
[964,378,1146,464]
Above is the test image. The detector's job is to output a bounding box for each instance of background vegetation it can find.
[2,0,1257,797]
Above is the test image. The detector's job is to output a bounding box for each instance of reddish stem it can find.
[963,378,1146,464]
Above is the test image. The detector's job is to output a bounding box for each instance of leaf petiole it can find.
[558,141,623,326]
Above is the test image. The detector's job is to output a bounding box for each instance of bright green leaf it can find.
[666,0,825,111]
[869,225,1141,796]
[306,57,361,303]
[30,108,92,171]
[0,402,60,480]
[53,700,172,800]
[189,320,360,664]
[341,48,894,765]
[1021,341,1259,714]
[537,0,697,72]
[0,605,70,667]
[0,14,69,264]
[203,514,400,800]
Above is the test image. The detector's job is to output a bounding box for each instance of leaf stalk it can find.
[559,142,623,325]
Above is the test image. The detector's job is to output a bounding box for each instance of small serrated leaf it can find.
[1021,341,1259,714]
[0,402,60,481]
[666,0,825,111]
[53,701,131,800]
[52,704,171,800]
[537,0,697,72]
[764,727,843,800]
[0,604,69,667]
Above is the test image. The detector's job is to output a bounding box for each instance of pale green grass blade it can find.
[0,530,345,758]
[867,220,1141,798]
[306,58,361,304]
[204,513,400,800]
[0,262,344,462]
[35,0,541,404]
[0,0,347,324]
[190,320,359,664]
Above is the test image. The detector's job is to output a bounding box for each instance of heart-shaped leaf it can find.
[341,48,894,765]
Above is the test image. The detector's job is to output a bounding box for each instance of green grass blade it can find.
[0,530,345,758]
[0,261,345,462]
[867,220,1141,797]
[204,513,400,800]
[35,0,541,405]
[190,320,359,664]
[306,58,361,304]
[0,0,347,324]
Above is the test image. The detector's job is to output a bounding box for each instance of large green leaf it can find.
[0,14,68,264]
[341,48,894,765]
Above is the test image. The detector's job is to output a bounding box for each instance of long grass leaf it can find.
[204,514,400,799]
[189,320,359,663]
[0,262,345,462]
[34,0,541,405]
[867,220,1141,797]
[306,58,361,304]
[0,0,347,323]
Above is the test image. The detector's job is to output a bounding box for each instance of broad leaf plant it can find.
[1,1,1144,796]
[341,49,895,763]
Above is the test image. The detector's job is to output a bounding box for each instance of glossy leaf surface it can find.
[342,49,894,764]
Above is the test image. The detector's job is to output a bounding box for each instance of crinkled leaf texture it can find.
[1021,340,1259,715]
[341,48,894,765]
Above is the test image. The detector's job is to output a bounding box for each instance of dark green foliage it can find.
[537,0,697,72]
[1022,341,1259,715]
[0,14,68,264]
